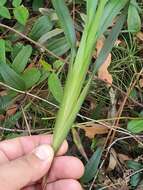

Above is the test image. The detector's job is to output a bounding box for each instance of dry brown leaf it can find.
[118,153,131,163]
[98,53,113,85]
[0,115,5,121]
[0,90,7,96]
[137,32,143,41]
[80,124,109,139]
[6,104,17,117]
[139,79,143,88]
[96,36,113,86]
[107,148,118,172]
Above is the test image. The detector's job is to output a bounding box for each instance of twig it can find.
[21,106,31,136]
[0,23,66,63]
[0,126,52,133]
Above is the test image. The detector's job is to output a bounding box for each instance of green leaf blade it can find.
[51,0,76,53]
[0,62,26,90]
[48,73,63,103]
[0,6,11,19]
[128,3,141,33]
[22,68,41,89]
[12,0,22,7]
[13,5,29,25]
[0,39,6,64]
[12,45,32,73]
[81,147,103,183]
[127,120,143,134]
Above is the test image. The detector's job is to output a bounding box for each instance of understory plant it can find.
[51,0,130,152]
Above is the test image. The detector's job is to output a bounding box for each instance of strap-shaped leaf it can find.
[98,0,129,37]
[87,0,98,26]
[94,4,129,71]
[51,0,76,53]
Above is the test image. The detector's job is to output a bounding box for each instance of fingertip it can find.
[56,140,68,156]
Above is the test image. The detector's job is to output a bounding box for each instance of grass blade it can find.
[94,4,129,71]
[51,0,76,56]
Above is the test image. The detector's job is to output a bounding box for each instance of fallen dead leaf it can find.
[79,123,109,139]
[136,32,143,41]
[6,104,17,117]
[107,148,117,172]
[118,153,131,164]
[0,115,5,121]
[96,36,113,86]
[139,79,143,88]
[98,53,113,85]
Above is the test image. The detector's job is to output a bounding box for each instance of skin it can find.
[0,135,84,190]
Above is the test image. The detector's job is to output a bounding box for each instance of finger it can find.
[47,156,84,183]
[0,144,54,190]
[0,135,68,163]
[46,179,83,190]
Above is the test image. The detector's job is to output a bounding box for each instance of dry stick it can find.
[98,168,143,190]
[110,68,143,144]
[89,70,143,190]
[94,75,143,108]
[21,106,31,136]
[103,69,143,152]
[0,23,66,63]
[0,126,51,133]
[1,81,143,145]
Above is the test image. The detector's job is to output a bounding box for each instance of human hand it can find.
[0,135,84,190]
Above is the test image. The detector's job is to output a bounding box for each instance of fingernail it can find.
[34,145,54,161]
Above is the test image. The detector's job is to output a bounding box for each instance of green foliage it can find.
[29,15,53,41]
[0,62,26,90]
[12,0,22,7]
[81,147,103,183]
[127,161,143,188]
[12,45,32,73]
[22,68,41,89]
[128,0,141,33]
[127,120,143,134]
[52,0,130,152]
[0,6,11,19]
[13,5,29,25]
[48,73,63,103]
[0,0,29,25]
[51,0,77,57]
[0,39,6,63]
[0,0,7,6]
[32,0,44,11]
